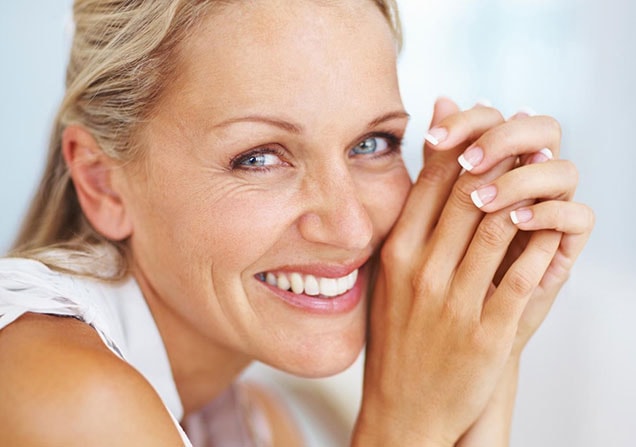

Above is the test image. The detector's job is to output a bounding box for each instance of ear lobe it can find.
[62,125,133,241]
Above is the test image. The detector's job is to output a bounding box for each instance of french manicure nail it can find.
[510,208,533,224]
[529,147,554,164]
[470,185,497,208]
[539,148,553,159]
[476,98,493,107]
[458,146,484,171]
[508,106,537,121]
[517,106,537,117]
[425,127,448,146]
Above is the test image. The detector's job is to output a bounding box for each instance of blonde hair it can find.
[10,0,402,279]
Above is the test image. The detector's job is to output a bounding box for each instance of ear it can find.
[62,125,133,241]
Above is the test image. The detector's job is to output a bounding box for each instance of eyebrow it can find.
[212,110,410,134]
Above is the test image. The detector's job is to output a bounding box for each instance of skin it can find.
[0,0,594,445]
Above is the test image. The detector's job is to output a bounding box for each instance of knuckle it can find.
[487,107,506,124]
[452,111,471,131]
[507,269,536,297]
[478,123,516,159]
[462,107,506,143]
[470,106,505,125]
[544,116,563,140]
[552,203,566,229]
[477,215,510,248]
[411,274,433,299]
[535,236,558,257]
[380,237,410,267]
[560,159,579,187]
[417,161,457,187]
[450,177,479,209]
[584,204,596,231]
[440,298,463,325]
[411,261,444,298]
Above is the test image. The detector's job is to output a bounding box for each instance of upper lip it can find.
[258,253,372,279]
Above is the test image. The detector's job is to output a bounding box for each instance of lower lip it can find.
[258,268,366,315]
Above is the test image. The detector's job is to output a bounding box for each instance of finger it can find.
[509,201,595,234]
[540,230,593,295]
[425,106,505,150]
[423,97,464,161]
[450,202,532,318]
[388,98,462,252]
[516,202,595,293]
[482,230,561,335]
[457,115,562,174]
[469,160,578,212]
[420,155,518,279]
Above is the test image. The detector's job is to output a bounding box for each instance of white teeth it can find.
[320,277,339,297]
[336,277,349,295]
[266,272,277,286]
[261,269,359,298]
[289,272,303,294]
[348,269,358,289]
[277,274,290,291]
[304,275,320,296]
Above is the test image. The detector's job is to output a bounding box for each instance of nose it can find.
[297,165,374,250]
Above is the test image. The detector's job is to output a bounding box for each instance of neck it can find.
[165,325,251,416]
[133,271,252,417]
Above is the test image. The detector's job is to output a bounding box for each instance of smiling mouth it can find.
[257,269,359,298]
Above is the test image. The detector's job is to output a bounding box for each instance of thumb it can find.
[430,96,460,128]
[425,97,460,159]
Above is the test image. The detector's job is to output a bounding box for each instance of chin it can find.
[260,323,366,379]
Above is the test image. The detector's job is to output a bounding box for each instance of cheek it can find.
[146,178,298,276]
[201,193,296,269]
[360,166,412,239]
[126,170,287,279]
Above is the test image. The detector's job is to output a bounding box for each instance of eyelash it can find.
[229,131,403,172]
[229,146,288,172]
[352,132,403,159]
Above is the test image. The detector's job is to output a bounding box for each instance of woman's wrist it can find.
[351,426,453,447]
[455,357,521,447]
[352,402,454,447]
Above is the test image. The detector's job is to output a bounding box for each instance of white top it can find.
[0,257,192,446]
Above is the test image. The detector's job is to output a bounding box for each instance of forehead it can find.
[163,0,401,131]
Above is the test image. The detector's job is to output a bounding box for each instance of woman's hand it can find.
[430,104,593,357]
[352,98,594,447]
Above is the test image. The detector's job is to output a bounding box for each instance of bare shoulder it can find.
[242,382,305,447]
[0,313,183,447]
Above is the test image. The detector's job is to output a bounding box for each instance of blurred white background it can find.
[1,1,634,446]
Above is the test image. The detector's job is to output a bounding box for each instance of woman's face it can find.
[123,0,411,376]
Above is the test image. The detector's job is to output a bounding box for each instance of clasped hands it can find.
[353,98,594,447]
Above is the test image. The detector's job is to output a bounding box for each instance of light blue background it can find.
[1,1,634,446]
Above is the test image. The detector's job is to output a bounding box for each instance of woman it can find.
[0,0,593,446]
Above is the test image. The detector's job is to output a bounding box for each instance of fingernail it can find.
[510,208,533,224]
[508,106,537,121]
[517,106,537,117]
[475,98,493,107]
[529,148,554,164]
[458,146,484,171]
[425,127,448,146]
[470,185,497,208]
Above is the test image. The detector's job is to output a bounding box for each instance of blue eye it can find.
[351,136,390,156]
[234,150,284,169]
